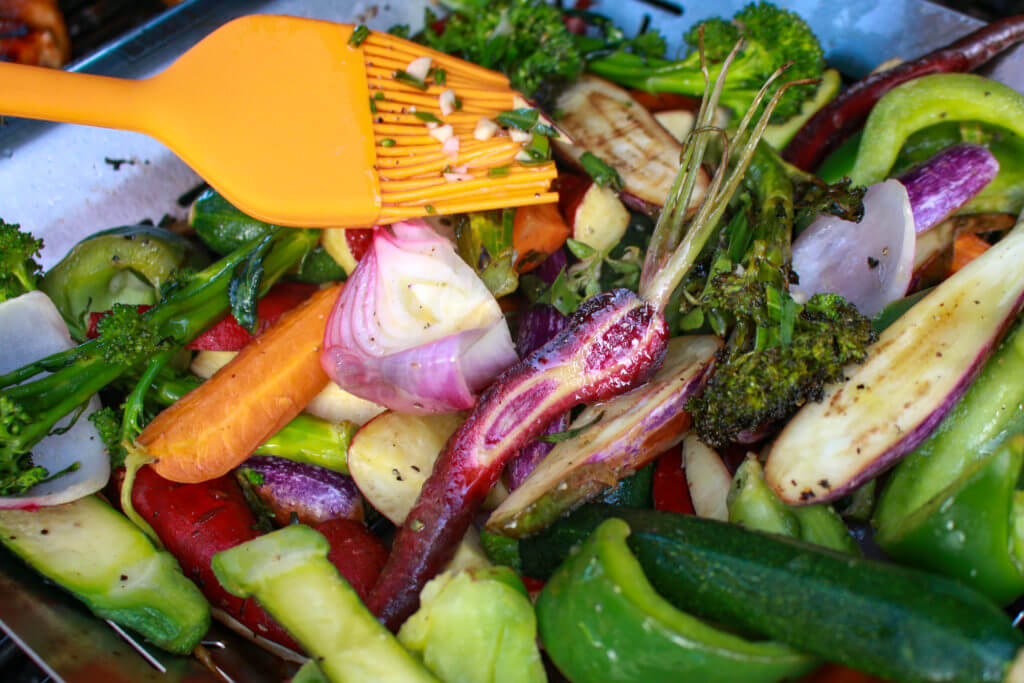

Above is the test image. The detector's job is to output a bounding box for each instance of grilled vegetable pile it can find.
[4,2,1024,682]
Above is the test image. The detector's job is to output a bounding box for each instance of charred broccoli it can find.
[585,2,825,122]
[0,221,43,303]
[682,143,874,447]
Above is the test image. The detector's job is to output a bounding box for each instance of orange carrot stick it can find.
[950,232,990,275]
[513,203,571,273]
[138,284,342,483]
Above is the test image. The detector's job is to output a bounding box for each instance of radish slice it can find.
[682,434,731,521]
[0,291,108,508]
[792,179,915,317]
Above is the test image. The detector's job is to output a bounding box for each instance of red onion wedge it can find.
[321,220,518,414]
[367,289,668,629]
[792,179,916,318]
[897,144,999,234]
[0,292,108,508]
[766,216,1024,505]
[486,335,720,537]
[239,456,362,527]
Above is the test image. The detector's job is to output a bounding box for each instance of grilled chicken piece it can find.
[0,0,69,67]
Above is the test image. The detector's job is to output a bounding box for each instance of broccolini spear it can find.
[585,2,825,123]
[675,142,875,448]
[0,227,318,495]
[0,221,43,303]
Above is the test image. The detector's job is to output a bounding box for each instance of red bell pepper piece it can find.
[345,228,374,264]
[127,465,301,650]
[652,445,695,515]
[186,281,318,351]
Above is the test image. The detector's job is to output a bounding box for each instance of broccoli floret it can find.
[587,2,824,122]
[689,293,875,447]
[0,221,43,303]
[419,0,584,97]
[0,227,320,496]
[89,406,127,469]
[681,143,874,447]
[0,397,48,495]
[94,304,172,365]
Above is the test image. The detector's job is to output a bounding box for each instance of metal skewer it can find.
[104,619,167,673]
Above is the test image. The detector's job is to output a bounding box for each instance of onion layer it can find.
[321,220,518,414]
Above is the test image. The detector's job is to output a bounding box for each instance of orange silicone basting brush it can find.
[0,15,559,226]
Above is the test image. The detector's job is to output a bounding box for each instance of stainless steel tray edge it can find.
[0,0,1004,680]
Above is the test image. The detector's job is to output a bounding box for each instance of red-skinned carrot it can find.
[784,16,1024,171]
[513,203,571,273]
[628,90,701,114]
[136,284,342,483]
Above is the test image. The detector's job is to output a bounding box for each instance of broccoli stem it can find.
[147,370,355,474]
[1,228,319,464]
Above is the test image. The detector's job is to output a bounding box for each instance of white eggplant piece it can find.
[485,335,721,538]
[552,75,708,210]
[766,218,1024,505]
[0,291,108,508]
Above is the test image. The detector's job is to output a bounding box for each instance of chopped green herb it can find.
[579,152,623,191]
[425,204,437,214]
[369,98,377,114]
[538,412,604,443]
[454,96,463,111]
[348,24,370,47]
[519,134,551,164]
[414,111,443,124]
[394,70,429,91]
[432,67,447,85]
[381,138,396,147]
[240,468,265,486]
[488,165,511,178]
[495,108,558,137]
[374,91,386,100]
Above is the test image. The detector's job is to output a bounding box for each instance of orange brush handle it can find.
[0,61,149,132]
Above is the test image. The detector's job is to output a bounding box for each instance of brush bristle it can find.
[361,32,558,223]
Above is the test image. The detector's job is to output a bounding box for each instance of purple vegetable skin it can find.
[767,219,1024,505]
[898,144,999,233]
[507,250,572,490]
[243,456,363,526]
[369,288,668,629]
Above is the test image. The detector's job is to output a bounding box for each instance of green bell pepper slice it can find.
[40,225,208,338]
[850,73,1024,188]
[536,518,815,683]
[876,435,1024,605]
[875,320,1024,604]
[728,457,858,554]
[876,320,1024,530]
